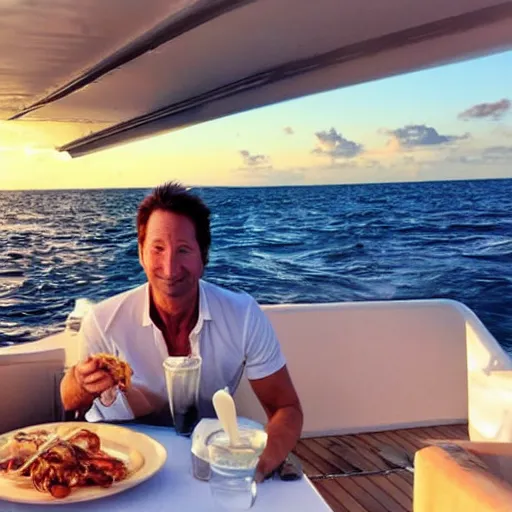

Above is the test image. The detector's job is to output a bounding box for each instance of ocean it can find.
[1,180,511,354]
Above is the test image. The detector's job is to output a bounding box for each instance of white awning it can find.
[1,0,511,156]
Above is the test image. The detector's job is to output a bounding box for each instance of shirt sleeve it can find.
[243,297,286,380]
[78,310,112,361]
[78,311,135,422]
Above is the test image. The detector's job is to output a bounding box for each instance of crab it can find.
[0,428,128,499]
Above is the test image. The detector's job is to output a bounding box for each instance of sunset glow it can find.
[1,50,511,190]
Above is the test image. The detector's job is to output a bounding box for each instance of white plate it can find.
[0,421,167,505]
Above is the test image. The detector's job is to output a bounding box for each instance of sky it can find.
[0,49,511,190]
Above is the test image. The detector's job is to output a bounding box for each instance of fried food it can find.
[10,430,52,458]
[92,353,133,391]
[68,429,101,453]
[0,428,129,499]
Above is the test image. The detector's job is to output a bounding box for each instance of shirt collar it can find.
[142,283,152,327]
[198,279,212,321]
[142,280,211,327]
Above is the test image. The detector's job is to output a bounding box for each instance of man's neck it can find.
[149,286,199,354]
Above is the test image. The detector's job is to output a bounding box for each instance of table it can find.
[0,424,332,511]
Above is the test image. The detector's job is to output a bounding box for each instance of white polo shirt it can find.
[78,280,286,422]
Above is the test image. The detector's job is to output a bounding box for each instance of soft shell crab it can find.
[0,428,129,499]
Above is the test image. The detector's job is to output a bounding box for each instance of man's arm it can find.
[249,365,303,482]
[241,296,303,481]
[60,365,96,412]
[60,311,159,420]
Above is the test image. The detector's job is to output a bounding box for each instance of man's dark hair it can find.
[137,181,211,265]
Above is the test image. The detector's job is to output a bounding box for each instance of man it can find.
[60,181,303,481]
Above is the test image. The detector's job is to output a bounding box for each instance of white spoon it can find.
[212,387,241,447]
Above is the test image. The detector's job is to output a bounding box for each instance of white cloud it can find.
[459,99,511,121]
[384,124,469,148]
[312,128,363,159]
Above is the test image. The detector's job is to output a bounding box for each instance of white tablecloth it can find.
[0,424,332,511]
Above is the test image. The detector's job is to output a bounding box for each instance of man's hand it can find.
[255,425,293,482]
[61,357,116,412]
[74,357,115,397]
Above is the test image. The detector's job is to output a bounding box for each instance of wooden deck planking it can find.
[294,424,469,512]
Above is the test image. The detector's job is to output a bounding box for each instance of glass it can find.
[190,417,265,482]
[207,426,268,510]
[162,355,202,436]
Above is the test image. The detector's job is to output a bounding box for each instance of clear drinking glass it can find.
[162,355,202,436]
[207,426,268,510]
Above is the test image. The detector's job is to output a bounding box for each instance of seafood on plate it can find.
[8,429,52,457]
[0,428,129,499]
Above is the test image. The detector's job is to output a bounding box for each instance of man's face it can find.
[139,210,204,301]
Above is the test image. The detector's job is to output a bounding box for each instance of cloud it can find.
[458,99,511,121]
[283,126,294,135]
[239,150,271,168]
[445,145,512,165]
[482,146,512,163]
[500,126,512,138]
[385,124,469,148]
[312,128,363,159]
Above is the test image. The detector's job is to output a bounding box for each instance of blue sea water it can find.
[1,180,511,354]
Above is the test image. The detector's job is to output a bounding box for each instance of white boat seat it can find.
[0,348,66,435]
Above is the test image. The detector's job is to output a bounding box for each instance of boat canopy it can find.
[1,0,511,157]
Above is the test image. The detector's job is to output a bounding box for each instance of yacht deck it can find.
[294,423,469,512]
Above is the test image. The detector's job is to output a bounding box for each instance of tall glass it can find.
[207,426,268,510]
[162,356,201,436]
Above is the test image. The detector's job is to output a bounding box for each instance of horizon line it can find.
[1,175,511,193]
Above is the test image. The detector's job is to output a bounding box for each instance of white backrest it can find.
[459,301,512,442]
[0,348,66,434]
[0,331,79,368]
[234,299,469,437]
